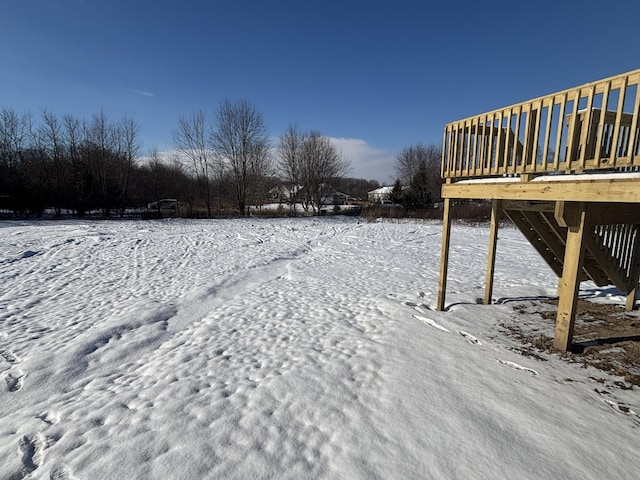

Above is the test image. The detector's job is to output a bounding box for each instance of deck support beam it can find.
[437,198,452,311]
[627,283,639,311]
[554,202,588,351]
[625,230,640,311]
[484,200,501,305]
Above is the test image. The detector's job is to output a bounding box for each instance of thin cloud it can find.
[328,137,396,184]
[129,89,155,97]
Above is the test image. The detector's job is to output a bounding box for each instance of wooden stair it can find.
[504,203,640,292]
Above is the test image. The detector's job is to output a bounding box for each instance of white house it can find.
[269,184,301,203]
[367,186,394,203]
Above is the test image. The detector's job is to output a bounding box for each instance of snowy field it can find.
[1,217,638,479]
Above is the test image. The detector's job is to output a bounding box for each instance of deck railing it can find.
[442,69,640,179]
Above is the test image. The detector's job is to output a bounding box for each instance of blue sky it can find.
[2,0,639,183]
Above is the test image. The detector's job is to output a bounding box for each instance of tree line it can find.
[0,108,141,217]
[1,100,442,218]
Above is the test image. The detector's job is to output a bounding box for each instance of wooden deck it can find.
[437,69,640,351]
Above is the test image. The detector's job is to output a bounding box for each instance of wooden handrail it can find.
[442,69,640,179]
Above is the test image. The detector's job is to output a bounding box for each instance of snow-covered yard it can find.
[1,218,638,479]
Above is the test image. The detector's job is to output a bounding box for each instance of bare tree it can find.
[114,116,141,216]
[211,99,272,215]
[85,111,118,215]
[299,131,349,215]
[395,143,443,205]
[173,110,215,216]
[396,143,440,182]
[22,112,57,215]
[62,114,91,216]
[277,123,304,213]
[170,153,199,216]
[37,109,67,215]
[0,108,29,214]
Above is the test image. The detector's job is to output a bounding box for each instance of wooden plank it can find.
[541,101,553,172]
[553,94,567,171]
[478,116,487,176]
[470,117,479,176]
[609,76,628,167]
[442,177,640,203]
[526,102,541,171]
[502,111,512,174]
[464,120,473,176]
[595,106,611,166]
[511,105,522,174]
[502,200,555,212]
[441,127,448,178]
[578,87,595,169]
[487,114,497,174]
[555,200,580,228]
[627,81,640,162]
[484,200,501,305]
[564,90,581,169]
[492,112,504,175]
[451,123,460,178]
[437,198,452,311]
[626,284,639,311]
[554,203,588,351]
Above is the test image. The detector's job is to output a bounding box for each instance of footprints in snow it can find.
[458,330,481,345]
[497,360,538,376]
[602,399,640,426]
[16,431,71,479]
[6,370,25,392]
[409,304,482,346]
[1,350,25,392]
[594,389,640,426]
[412,315,450,332]
[50,464,77,480]
[407,300,639,426]
[12,412,69,479]
[1,349,21,364]
[19,435,41,474]
[407,301,541,378]
[2,345,48,480]
[37,411,61,426]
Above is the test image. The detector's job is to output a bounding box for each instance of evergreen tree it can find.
[389,178,404,205]
[407,161,431,209]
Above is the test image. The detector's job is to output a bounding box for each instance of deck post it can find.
[484,200,501,305]
[625,227,640,311]
[554,202,588,351]
[437,198,452,311]
[627,282,639,311]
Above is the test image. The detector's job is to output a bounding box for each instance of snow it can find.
[454,171,640,184]
[1,218,638,479]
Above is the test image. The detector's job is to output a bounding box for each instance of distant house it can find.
[272,183,349,206]
[367,185,409,204]
[269,184,301,203]
[300,184,350,206]
[321,189,349,206]
[367,186,394,203]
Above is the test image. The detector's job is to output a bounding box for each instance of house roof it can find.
[368,186,394,195]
